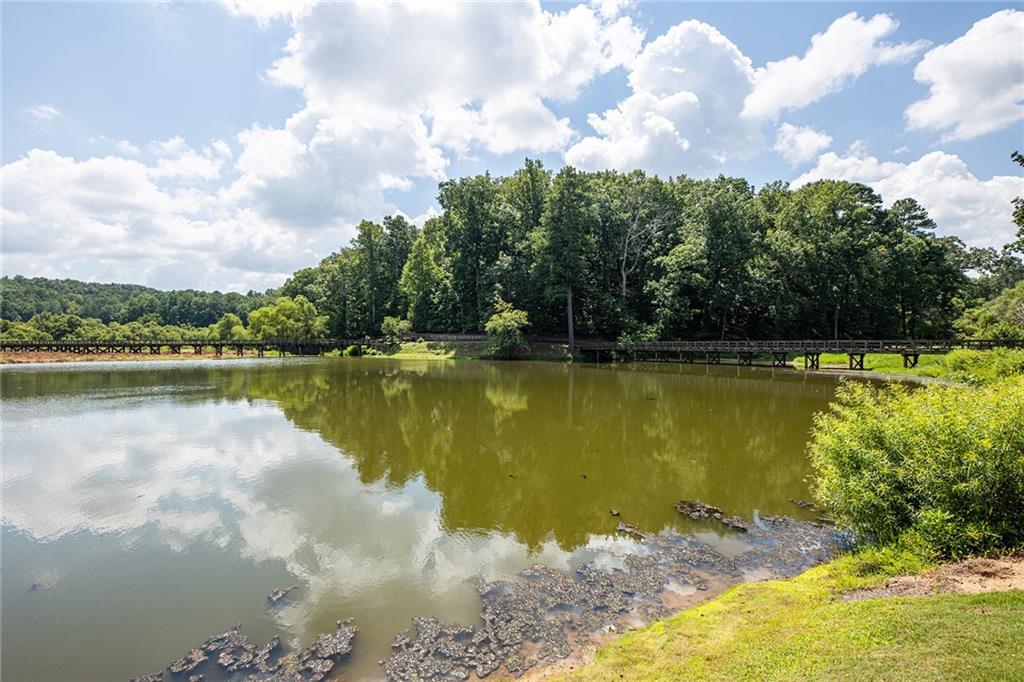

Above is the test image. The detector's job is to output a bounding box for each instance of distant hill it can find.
[0,276,273,326]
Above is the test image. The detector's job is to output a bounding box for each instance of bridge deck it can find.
[2,337,1020,357]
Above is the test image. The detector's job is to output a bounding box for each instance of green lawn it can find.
[794,352,950,377]
[560,553,1024,681]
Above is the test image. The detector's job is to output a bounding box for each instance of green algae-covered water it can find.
[0,358,840,680]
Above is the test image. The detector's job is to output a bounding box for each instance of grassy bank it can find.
[349,340,572,361]
[795,347,1024,384]
[796,351,949,377]
[560,551,1024,681]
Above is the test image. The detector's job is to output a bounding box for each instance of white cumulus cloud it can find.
[565,20,760,175]
[743,13,929,119]
[905,9,1024,141]
[773,123,833,165]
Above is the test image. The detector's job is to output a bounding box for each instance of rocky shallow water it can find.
[133,503,850,682]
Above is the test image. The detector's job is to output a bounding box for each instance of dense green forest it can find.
[0,277,272,326]
[277,156,1024,344]
[3,156,1023,344]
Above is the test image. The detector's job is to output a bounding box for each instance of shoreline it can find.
[132,508,848,682]
[1,349,955,385]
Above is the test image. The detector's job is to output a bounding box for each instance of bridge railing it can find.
[3,337,1022,354]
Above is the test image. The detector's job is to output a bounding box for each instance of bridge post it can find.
[903,352,919,369]
[804,352,820,370]
[848,353,865,370]
[193,344,202,354]
[772,352,788,368]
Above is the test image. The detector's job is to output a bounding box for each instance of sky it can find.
[2,1,1023,293]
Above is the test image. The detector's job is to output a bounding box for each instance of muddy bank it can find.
[133,504,849,682]
[379,511,848,681]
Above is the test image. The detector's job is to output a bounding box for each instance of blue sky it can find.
[2,1,1022,292]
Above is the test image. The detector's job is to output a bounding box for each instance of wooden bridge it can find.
[0,338,383,358]
[573,338,1023,369]
[1,337,1021,369]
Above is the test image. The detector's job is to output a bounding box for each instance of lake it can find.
[0,358,841,680]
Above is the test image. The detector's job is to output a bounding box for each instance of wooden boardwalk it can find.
[574,338,1023,369]
[0,338,380,358]
[1,337,1021,369]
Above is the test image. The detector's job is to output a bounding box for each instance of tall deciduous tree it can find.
[536,167,595,353]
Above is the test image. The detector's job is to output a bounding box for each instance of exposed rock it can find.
[673,500,722,519]
[138,620,355,682]
[615,522,645,539]
[789,499,817,510]
[267,585,300,605]
[168,648,207,674]
[378,512,850,680]
[674,499,751,532]
[134,509,848,682]
[306,620,357,659]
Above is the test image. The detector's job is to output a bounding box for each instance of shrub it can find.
[944,348,1024,385]
[808,377,1024,559]
[485,299,529,358]
[380,316,412,342]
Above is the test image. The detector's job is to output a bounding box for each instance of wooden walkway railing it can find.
[573,338,1024,369]
[1,337,1021,369]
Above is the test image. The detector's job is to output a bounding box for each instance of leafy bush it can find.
[485,299,529,358]
[944,348,1024,385]
[809,377,1024,559]
[380,316,412,342]
[956,280,1024,340]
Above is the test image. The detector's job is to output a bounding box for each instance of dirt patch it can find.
[845,555,1024,601]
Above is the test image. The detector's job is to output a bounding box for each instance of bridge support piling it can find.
[848,353,865,370]
[739,352,753,366]
[804,352,820,370]
[772,352,788,368]
[903,353,919,369]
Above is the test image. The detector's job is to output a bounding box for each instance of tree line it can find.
[3,155,1022,345]
[0,276,272,326]
[281,158,1024,346]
